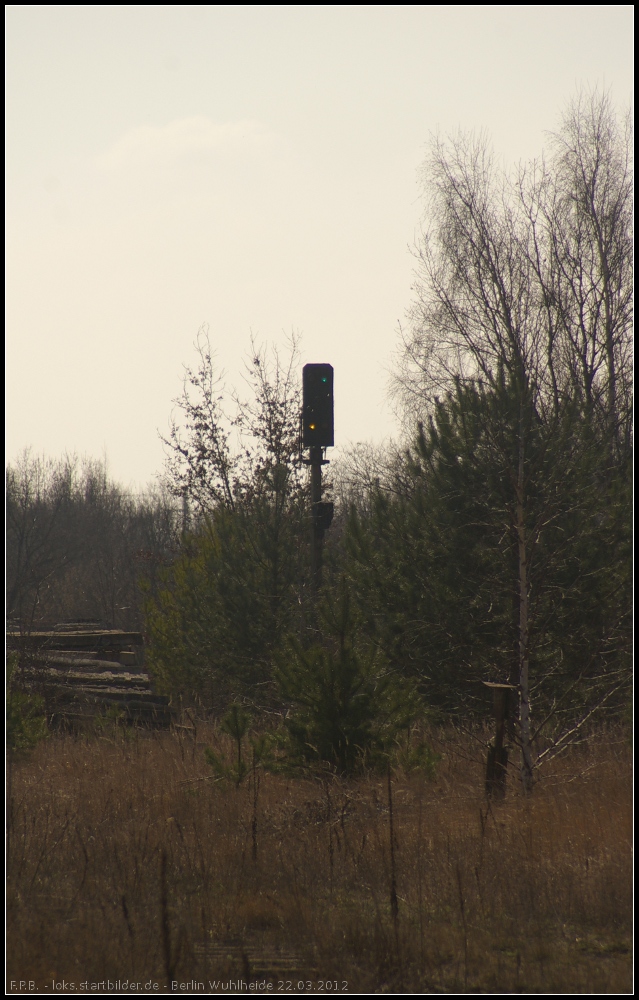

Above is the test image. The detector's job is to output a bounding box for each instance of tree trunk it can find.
[515,416,534,794]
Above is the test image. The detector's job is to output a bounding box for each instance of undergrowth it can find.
[6,721,632,994]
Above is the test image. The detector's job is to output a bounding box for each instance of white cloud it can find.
[96,117,275,171]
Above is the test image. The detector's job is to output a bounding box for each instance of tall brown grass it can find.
[7,721,632,994]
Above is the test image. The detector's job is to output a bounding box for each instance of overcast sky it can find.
[6,5,633,490]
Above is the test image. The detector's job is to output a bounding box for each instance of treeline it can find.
[6,452,181,633]
[6,91,632,784]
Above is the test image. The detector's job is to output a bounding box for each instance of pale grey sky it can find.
[6,5,633,489]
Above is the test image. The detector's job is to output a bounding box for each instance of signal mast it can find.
[301,363,334,593]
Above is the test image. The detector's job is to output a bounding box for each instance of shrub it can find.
[7,653,48,756]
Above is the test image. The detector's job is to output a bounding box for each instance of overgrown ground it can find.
[6,721,632,994]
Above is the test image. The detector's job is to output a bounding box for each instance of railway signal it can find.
[302,363,334,592]
[302,364,334,447]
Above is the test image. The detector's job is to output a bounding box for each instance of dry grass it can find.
[7,722,632,994]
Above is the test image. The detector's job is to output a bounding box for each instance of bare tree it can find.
[6,451,80,628]
[6,451,181,632]
[162,325,238,516]
[547,91,632,458]
[162,326,305,517]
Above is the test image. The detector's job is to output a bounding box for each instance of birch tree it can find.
[391,91,632,792]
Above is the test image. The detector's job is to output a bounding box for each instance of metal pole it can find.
[310,445,324,595]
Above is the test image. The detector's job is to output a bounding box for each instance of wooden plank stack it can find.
[7,622,173,728]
